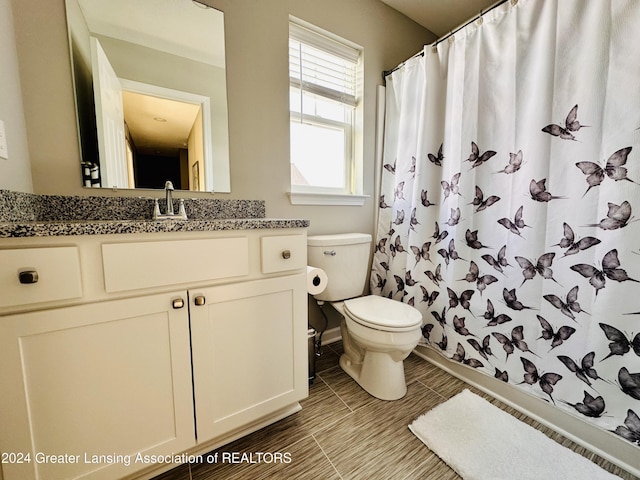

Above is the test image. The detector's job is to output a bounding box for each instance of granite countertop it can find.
[0,190,309,238]
[0,218,310,238]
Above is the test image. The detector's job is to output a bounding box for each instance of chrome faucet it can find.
[153,180,188,220]
[165,180,175,215]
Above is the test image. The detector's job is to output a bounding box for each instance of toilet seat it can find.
[344,295,422,332]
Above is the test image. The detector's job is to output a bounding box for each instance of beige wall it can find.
[188,108,205,192]
[10,0,434,235]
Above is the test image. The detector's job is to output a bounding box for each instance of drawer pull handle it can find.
[172,298,185,309]
[194,295,206,306]
[18,270,39,284]
[282,250,291,259]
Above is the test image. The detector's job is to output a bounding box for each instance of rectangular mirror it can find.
[65,0,230,192]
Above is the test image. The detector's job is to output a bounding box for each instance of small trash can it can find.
[308,326,317,384]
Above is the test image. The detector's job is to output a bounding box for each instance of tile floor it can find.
[154,341,638,480]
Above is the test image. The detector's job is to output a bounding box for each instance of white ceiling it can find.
[380,0,500,37]
[122,92,200,156]
[77,0,225,68]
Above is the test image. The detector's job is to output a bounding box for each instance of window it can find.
[289,20,364,204]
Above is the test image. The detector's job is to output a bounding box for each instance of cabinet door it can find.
[190,274,308,442]
[0,293,195,480]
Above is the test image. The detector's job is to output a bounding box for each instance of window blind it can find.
[289,23,359,107]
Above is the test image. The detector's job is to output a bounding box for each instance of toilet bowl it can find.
[331,295,423,400]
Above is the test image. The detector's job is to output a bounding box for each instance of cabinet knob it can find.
[194,295,206,306]
[18,270,39,284]
[281,250,291,259]
[172,298,185,309]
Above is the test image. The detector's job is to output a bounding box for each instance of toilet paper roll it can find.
[306,266,328,295]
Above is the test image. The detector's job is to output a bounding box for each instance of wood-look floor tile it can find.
[190,435,337,480]
[404,352,444,385]
[301,375,354,431]
[195,378,351,463]
[313,381,446,480]
[326,340,344,356]
[149,463,190,480]
[252,436,341,480]
[415,366,468,399]
[316,364,378,412]
[400,450,462,480]
[188,447,267,479]
[314,345,342,374]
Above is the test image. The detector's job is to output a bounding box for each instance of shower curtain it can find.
[373,0,640,448]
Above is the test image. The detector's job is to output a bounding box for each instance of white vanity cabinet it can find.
[0,228,308,480]
[0,293,195,480]
[190,274,306,442]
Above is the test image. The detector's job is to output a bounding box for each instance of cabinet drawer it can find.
[102,237,249,292]
[261,235,306,273]
[0,246,83,308]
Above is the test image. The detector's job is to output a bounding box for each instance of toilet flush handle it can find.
[324,250,336,256]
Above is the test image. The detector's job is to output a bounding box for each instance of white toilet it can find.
[308,233,423,400]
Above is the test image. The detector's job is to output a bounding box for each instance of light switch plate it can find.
[0,120,8,160]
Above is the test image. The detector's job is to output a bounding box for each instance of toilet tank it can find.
[307,233,372,302]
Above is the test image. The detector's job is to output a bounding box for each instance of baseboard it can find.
[320,326,341,345]
[413,345,640,478]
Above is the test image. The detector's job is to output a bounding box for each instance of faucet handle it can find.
[164,180,175,191]
[178,199,187,219]
[153,198,161,219]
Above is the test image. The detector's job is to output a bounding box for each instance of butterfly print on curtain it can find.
[575,147,638,197]
[541,104,589,141]
[564,391,606,418]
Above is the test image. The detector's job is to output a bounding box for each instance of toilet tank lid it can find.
[307,233,372,247]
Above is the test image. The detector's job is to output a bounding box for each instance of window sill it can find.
[288,191,369,206]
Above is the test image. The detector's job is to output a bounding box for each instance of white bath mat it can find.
[409,389,620,480]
